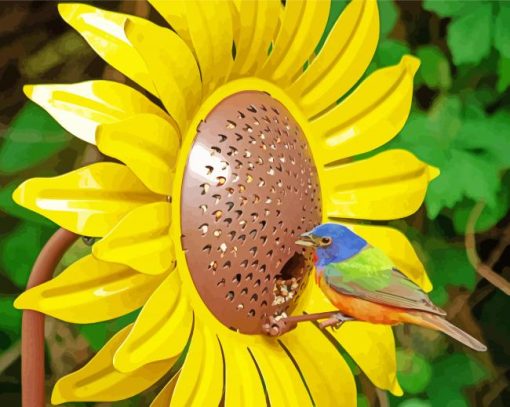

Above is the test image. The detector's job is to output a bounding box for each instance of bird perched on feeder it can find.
[295,223,487,352]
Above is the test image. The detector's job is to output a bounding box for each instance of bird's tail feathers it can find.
[411,312,487,352]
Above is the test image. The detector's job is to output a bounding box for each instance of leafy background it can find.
[0,0,509,405]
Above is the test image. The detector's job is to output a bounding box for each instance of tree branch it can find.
[465,202,510,295]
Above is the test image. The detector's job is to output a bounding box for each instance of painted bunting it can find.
[295,223,487,352]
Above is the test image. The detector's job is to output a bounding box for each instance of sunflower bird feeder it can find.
[13,0,439,406]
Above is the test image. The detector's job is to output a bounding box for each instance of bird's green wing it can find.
[324,247,445,315]
[324,247,395,291]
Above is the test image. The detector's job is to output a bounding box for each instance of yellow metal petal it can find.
[124,18,201,133]
[96,114,180,195]
[13,163,161,236]
[323,149,439,220]
[231,0,280,77]
[24,80,168,144]
[304,284,402,396]
[180,1,234,94]
[262,0,330,86]
[14,255,166,323]
[92,202,174,275]
[51,324,176,404]
[290,0,379,117]
[151,373,180,407]
[114,271,192,372]
[347,222,432,292]
[147,0,192,46]
[311,56,420,164]
[170,323,224,407]
[281,323,357,406]
[221,335,266,407]
[58,3,157,95]
[249,340,313,406]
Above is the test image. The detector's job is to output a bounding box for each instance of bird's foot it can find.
[319,313,353,330]
[262,316,298,337]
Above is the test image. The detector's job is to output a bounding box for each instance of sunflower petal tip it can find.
[428,165,440,181]
[12,182,24,206]
[423,279,433,293]
[390,380,404,397]
[13,293,27,310]
[14,290,39,311]
[51,380,66,405]
[57,3,75,20]
[58,3,87,24]
[12,179,37,211]
[401,55,420,76]
[23,84,34,99]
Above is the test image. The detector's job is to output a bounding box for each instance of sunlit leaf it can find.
[447,3,493,66]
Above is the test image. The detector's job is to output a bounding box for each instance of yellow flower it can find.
[13,0,439,405]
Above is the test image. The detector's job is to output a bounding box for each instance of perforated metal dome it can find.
[180,91,321,334]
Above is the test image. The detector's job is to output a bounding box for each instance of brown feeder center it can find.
[180,91,322,335]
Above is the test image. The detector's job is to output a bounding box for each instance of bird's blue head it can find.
[295,223,368,267]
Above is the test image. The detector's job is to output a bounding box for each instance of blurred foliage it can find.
[0,0,509,406]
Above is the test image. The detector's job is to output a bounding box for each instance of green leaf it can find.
[0,179,55,226]
[416,45,452,89]
[0,296,22,341]
[423,0,469,18]
[0,222,55,288]
[77,310,139,351]
[494,3,510,58]
[397,350,433,394]
[0,102,71,175]
[430,353,487,389]
[427,354,487,406]
[388,97,503,218]
[398,399,432,407]
[455,111,510,169]
[453,174,510,234]
[447,3,493,65]
[379,0,399,37]
[425,243,476,305]
[426,150,499,218]
[497,56,510,93]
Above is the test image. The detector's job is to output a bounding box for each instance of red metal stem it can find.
[22,229,78,407]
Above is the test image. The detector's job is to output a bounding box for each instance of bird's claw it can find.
[262,316,297,337]
[319,313,353,330]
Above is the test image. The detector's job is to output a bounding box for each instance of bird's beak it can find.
[295,232,320,247]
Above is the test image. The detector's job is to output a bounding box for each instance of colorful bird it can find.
[295,223,487,352]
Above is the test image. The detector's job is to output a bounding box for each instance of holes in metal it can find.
[181,91,321,334]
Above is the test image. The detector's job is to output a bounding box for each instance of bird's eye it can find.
[321,237,332,246]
